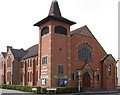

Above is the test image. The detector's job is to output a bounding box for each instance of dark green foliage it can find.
[9,81,11,85]
[1,84,84,94]
[41,87,85,93]
[1,84,41,94]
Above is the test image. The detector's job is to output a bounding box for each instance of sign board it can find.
[41,78,46,85]
[47,88,57,91]
[58,79,67,86]
[32,88,37,91]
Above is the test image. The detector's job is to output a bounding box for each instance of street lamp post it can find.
[77,69,81,94]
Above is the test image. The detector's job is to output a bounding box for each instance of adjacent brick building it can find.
[0,0,117,89]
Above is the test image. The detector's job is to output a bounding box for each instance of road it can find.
[0,88,120,95]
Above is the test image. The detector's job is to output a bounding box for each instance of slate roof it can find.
[1,52,7,58]
[21,44,38,59]
[11,48,27,60]
[34,0,76,27]
[49,0,61,17]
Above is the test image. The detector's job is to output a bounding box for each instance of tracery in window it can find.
[78,44,92,61]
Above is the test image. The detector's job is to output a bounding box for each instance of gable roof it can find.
[100,54,116,63]
[11,48,27,60]
[1,52,7,58]
[71,25,107,54]
[21,44,38,59]
[71,25,86,37]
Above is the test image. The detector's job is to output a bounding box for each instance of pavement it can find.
[0,88,120,95]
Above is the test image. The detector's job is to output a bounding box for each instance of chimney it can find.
[7,46,12,52]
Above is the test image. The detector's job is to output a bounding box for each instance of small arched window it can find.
[41,26,49,36]
[78,44,92,61]
[55,26,67,35]
[7,56,11,67]
[109,64,111,76]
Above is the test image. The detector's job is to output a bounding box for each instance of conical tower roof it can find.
[34,0,76,27]
[48,0,61,17]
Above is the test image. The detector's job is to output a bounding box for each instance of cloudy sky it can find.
[0,0,118,59]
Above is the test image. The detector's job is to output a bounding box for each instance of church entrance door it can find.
[82,72,90,88]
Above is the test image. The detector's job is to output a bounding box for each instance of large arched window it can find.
[41,26,49,37]
[55,26,67,35]
[78,44,92,61]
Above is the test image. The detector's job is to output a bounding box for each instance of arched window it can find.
[55,26,67,35]
[109,64,111,76]
[78,44,92,61]
[28,72,29,82]
[41,26,49,36]
[7,56,11,67]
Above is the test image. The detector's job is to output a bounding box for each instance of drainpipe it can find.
[93,70,94,88]
[115,62,116,89]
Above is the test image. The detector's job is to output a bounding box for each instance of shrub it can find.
[41,87,84,93]
[9,81,11,85]
[1,84,41,94]
[41,87,48,93]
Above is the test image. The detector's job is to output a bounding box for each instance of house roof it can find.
[21,44,38,59]
[1,52,7,58]
[34,0,76,27]
[11,48,27,60]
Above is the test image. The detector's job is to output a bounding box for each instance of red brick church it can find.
[0,0,117,89]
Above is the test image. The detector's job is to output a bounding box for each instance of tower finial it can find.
[49,0,61,17]
[52,0,57,2]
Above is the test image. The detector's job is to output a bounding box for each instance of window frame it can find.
[41,26,49,37]
[28,59,29,67]
[42,56,48,65]
[21,73,23,82]
[30,59,32,67]
[37,57,38,66]
[109,64,111,76]
[97,74,100,82]
[58,64,64,75]
[78,44,92,61]
[28,72,29,82]
[71,72,75,81]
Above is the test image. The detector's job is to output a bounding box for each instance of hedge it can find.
[1,84,41,94]
[1,84,84,94]
[41,87,85,93]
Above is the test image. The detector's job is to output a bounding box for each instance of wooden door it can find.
[82,72,90,88]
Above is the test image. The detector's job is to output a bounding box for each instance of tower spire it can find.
[52,0,57,2]
[48,0,61,17]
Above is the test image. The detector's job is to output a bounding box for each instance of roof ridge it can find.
[26,44,38,51]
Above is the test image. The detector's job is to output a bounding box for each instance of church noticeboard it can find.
[58,79,67,86]
[41,78,46,85]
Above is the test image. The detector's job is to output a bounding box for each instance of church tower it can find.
[34,0,76,87]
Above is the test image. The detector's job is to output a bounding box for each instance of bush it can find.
[41,87,48,93]
[1,84,41,94]
[41,87,84,93]
[1,84,84,94]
